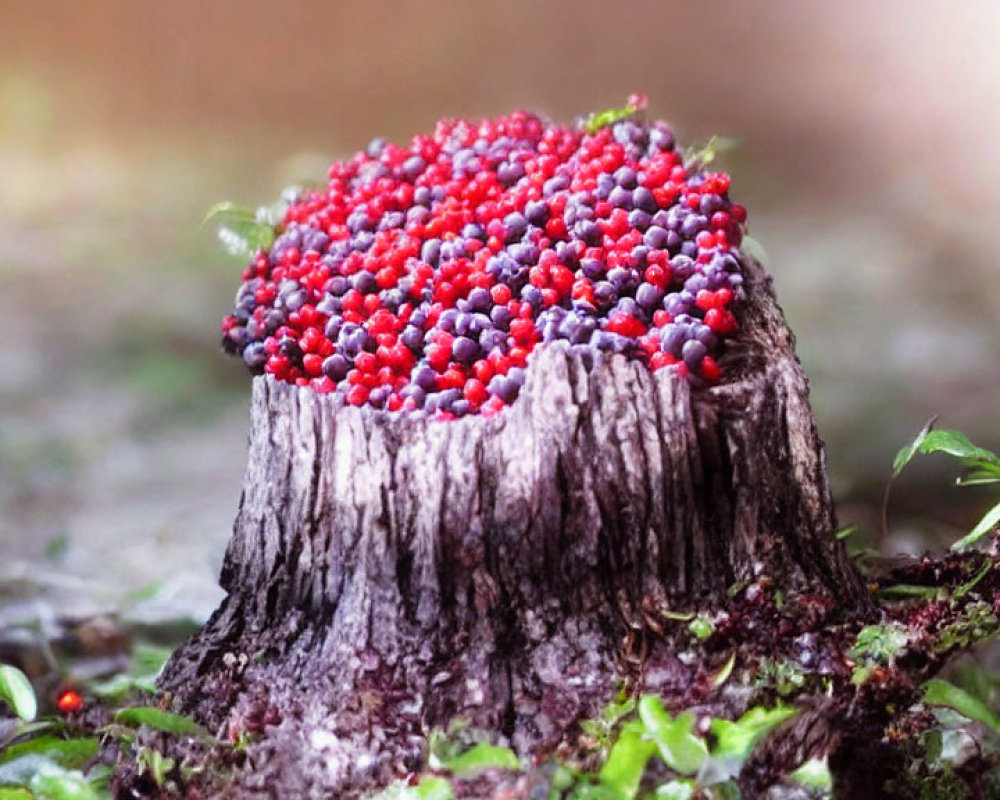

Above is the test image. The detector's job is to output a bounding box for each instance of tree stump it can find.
[159,254,868,797]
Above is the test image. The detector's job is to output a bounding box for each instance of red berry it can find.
[346,385,369,406]
[550,265,574,297]
[606,313,646,338]
[509,318,536,345]
[472,359,494,383]
[701,356,721,382]
[355,352,378,373]
[480,395,505,417]
[490,284,512,305]
[704,308,737,334]
[464,378,489,406]
[57,690,84,714]
[650,352,674,370]
[508,345,529,366]
[695,290,717,311]
[425,343,450,373]
[440,366,466,390]
[302,353,323,377]
[342,290,363,314]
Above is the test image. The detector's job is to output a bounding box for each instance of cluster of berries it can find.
[221,99,748,417]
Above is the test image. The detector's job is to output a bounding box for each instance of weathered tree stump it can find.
[159,254,868,797]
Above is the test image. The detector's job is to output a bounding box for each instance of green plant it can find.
[0,655,219,800]
[558,696,798,800]
[427,738,519,778]
[922,678,1000,734]
[580,693,637,759]
[935,601,999,654]
[202,190,298,258]
[0,667,36,723]
[370,775,454,800]
[891,421,1000,550]
[756,658,809,697]
[848,623,912,684]
[0,671,109,799]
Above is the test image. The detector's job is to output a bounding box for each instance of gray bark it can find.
[159,255,867,798]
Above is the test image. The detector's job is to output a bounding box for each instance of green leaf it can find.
[834,524,858,540]
[756,659,808,697]
[890,424,1000,550]
[581,695,637,759]
[955,471,1000,487]
[952,561,993,599]
[202,200,255,227]
[789,758,832,791]
[137,749,174,789]
[568,784,620,800]
[917,430,1000,466]
[687,617,714,641]
[655,779,695,799]
[935,601,998,653]
[216,219,276,258]
[892,417,938,478]
[598,722,657,799]
[637,697,708,777]
[435,742,519,776]
[412,776,453,800]
[876,584,944,600]
[0,737,97,769]
[0,755,47,786]
[369,774,456,799]
[710,706,797,764]
[203,200,278,258]
[28,765,102,800]
[0,666,37,722]
[848,623,909,665]
[601,694,637,725]
[707,782,741,800]
[725,580,750,599]
[1,759,105,800]
[0,787,33,799]
[850,665,876,686]
[951,500,1000,552]
[580,99,644,135]
[682,136,740,170]
[712,654,737,688]
[112,707,208,739]
[922,679,1000,733]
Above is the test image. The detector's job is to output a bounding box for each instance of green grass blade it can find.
[951,501,1000,551]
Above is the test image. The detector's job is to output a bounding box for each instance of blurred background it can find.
[1,1,998,636]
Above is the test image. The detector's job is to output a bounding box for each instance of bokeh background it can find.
[2,1,999,632]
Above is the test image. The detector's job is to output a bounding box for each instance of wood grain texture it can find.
[159,255,867,797]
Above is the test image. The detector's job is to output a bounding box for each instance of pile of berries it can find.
[220,98,748,417]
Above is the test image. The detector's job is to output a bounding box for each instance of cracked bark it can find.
[159,256,868,798]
